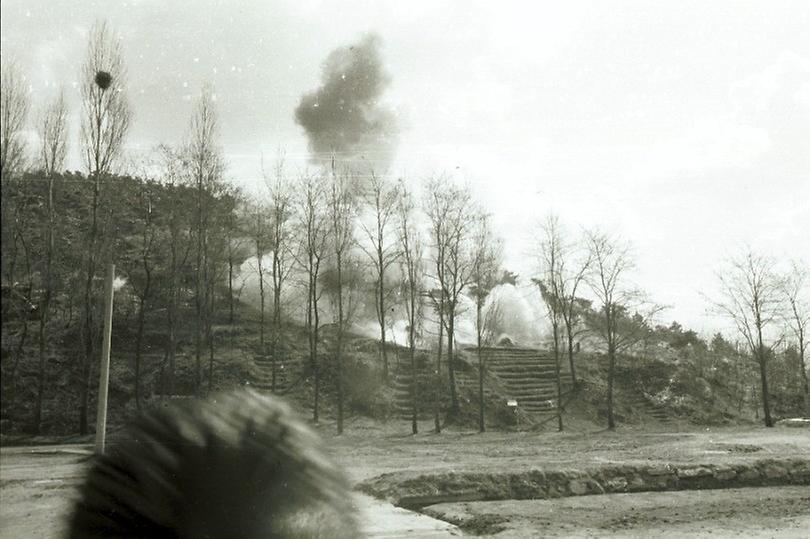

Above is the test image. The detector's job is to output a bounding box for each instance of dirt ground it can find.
[320,419,810,483]
[425,487,810,537]
[1,424,808,538]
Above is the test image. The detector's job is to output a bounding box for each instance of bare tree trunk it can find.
[336,253,345,435]
[410,334,418,435]
[477,302,485,433]
[194,181,204,396]
[80,176,101,435]
[313,266,321,423]
[567,331,578,388]
[305,267,316,420]
[435,302,444,433]
[167,255,178,395]
[207,278,215,393]
[757,341,773,427]
[256,233,266,380]
[446,309,459,417]
[134,296,146,410]
[553,320,563,431]
[607,342,616,430]
[800,337,809,416]
[34,174,55,433]
[228,250,235,324]
[379,277,388,381]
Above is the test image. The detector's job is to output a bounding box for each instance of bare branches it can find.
[424,176,477,308]
[1,55,29,179]
[186,85,223,189]
[357,171,401,271]
[424,175,480,416]
[583,228,663,429]
[39,91,68,176]
[782,261,809,350]
[357,170,401,379]
[781,260,809,411]
[711,251,784,355]
[396,182,424,433]
[397,182,424,344]
[81,21,131,177]
[470,213,502,307]
[710,249,785,427]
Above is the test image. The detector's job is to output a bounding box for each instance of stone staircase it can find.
[251,354,303,394]
[388,347,571,422]
[623,389,675,424]
[480,347,570,416]
[390,361,436,421]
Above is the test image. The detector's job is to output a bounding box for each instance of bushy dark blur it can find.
[67,390,359,538]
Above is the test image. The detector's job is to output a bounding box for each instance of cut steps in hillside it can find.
[251,354,303,394]
[388,347,574,421]
[479,347,571,416]
[622,389,676,424]
[390,365,437,421]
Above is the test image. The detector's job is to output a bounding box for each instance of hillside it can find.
[3,290,778,444]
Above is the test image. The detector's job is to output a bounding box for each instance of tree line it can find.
[533,217,808,429]
[2,21,807,437]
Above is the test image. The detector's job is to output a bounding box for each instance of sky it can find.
[2,0,809,336]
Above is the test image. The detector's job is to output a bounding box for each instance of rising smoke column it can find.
[295,34,398,172]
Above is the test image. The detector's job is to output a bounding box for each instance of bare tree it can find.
[358,172,400,379]
[265,157,294,391]
[0,55,29,179]
[202,184,234,392]
[222,185,246,326]
[469,214,501,433]
[248,200,270,364]
[782,261,809,413]
[157,145,193,395]
[32,92,68,433]
[425,176,476,420]
[585,230,662,430]
[556,224,591,388]
[40,91,68,176]
[78,21,131,434]
[0,55,30,300]
[327,159,357,435]
[81,22,131,177]
[358,171,400,381]
[128,184,157,410]
[397,182,424,434]
[294,172,330,422]
[535,215,566,431]
[710,251,784,427]
[185,86,223,395]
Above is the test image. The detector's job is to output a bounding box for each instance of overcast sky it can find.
[2,0,809,335]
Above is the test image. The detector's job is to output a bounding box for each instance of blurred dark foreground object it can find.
[67,390,360,538]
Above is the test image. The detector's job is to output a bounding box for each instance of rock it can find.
[713,467,737,481]
[569,479,590,495]
[763,464,787,479]
[738,468,761,482]
[627,475,646,490]
[604,477,628,492]
[646,465,674,476]
[677,467,712,479]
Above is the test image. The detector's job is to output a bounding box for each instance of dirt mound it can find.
[359,458,810,509]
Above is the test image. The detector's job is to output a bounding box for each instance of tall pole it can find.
[95,263,115,454]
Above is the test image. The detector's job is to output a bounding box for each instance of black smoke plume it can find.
[295,34,398,172]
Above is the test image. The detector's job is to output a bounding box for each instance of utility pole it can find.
[95,263,115,454]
